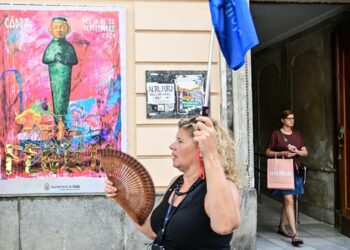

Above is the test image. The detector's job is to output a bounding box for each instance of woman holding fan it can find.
[105,116,241,249]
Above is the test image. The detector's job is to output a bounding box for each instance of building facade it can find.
[0,0,257,249]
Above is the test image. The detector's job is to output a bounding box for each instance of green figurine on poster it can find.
[42,17,78,127]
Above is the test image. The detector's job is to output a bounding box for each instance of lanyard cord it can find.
[156,177,203,244]
[163,192,177,227]
[163,177,202,227]
[156,186,179,244]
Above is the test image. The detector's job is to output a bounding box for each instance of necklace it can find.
[174,176,202,196]
[282,133,288,143]
[280,129,291,143]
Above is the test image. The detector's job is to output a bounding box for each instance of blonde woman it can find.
[105,116,241,249]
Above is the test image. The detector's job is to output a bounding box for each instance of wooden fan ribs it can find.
[101,149,155,225]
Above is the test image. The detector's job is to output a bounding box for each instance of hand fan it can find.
[100,148,155,225]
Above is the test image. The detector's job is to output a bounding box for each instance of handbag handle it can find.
[274,152,284,159]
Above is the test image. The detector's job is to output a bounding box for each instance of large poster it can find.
[0,5,126,195]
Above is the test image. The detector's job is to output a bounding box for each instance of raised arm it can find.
[204,155,241,235]
[193,116,241,235]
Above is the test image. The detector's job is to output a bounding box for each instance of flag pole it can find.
[202,27,215,117]
[198,27,215,180]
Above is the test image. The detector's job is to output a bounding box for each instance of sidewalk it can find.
[257,195,350,249]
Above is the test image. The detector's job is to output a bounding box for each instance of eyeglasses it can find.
[285,117,295,120]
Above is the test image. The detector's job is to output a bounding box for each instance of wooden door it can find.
[335,23,350,237]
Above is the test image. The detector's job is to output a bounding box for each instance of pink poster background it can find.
[0,5,126,191]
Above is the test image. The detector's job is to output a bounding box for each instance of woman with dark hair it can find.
[265,110,308,246]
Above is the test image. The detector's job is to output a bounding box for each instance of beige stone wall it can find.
[6,0,222,189]
[134,1,220,189]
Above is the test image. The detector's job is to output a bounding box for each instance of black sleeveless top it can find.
[150,176,233,250]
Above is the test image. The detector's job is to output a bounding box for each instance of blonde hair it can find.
[178,117,241,189]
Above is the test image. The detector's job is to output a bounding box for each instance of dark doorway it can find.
[251,3,350,233]
[335,22,350,237]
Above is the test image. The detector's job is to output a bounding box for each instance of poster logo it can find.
[44,183,50,191]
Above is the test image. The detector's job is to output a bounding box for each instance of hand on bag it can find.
[105,178,118,198]
[284,151,297,158]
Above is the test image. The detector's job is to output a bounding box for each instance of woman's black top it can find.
[150,175,233,250]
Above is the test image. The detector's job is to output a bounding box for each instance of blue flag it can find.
[209,0,259,70]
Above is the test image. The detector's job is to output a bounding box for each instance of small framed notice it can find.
[146,71,207,118]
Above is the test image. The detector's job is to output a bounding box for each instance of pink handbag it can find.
[267,157,295,190]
